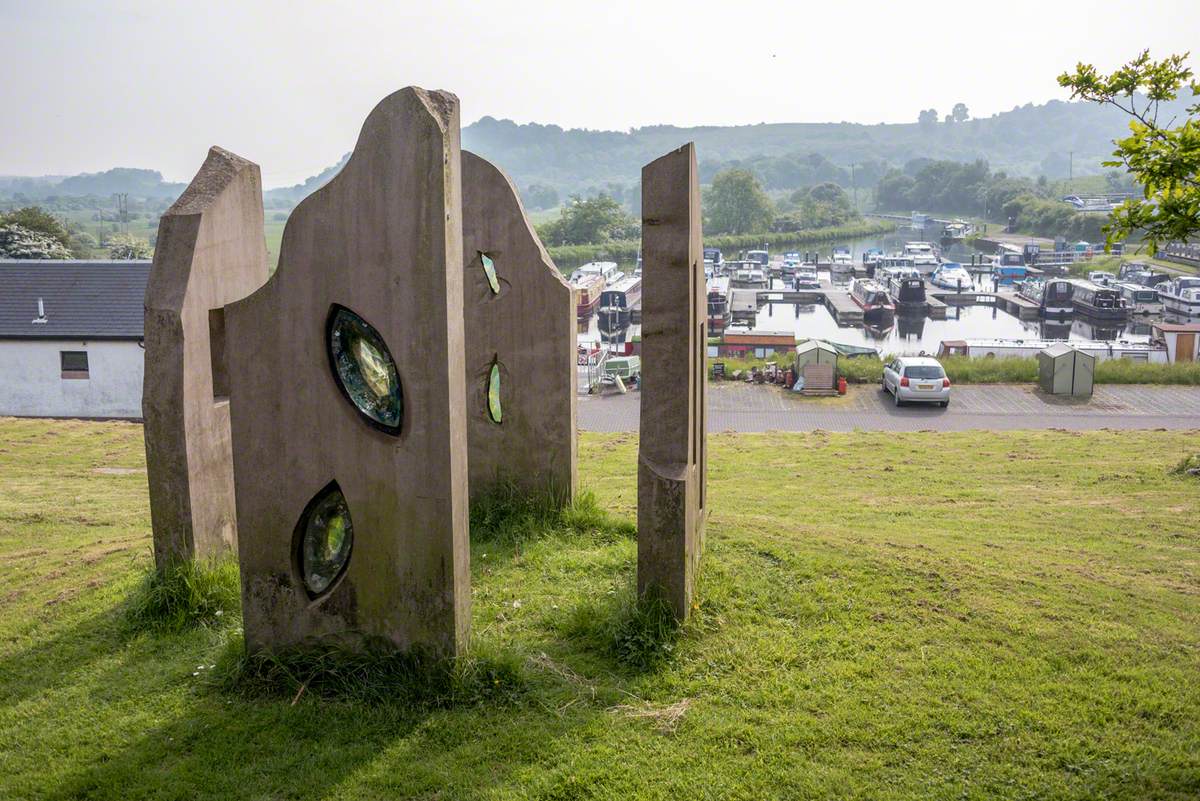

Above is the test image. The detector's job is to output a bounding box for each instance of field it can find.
[1,420,1198,799]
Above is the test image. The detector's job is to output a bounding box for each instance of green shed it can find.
[1037,343,1095,396]
[794,339,839,373]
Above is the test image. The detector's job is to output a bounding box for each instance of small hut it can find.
[794,339,839,373]
[1037,343,1095,396]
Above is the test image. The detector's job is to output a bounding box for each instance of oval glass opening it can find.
[327,305,402,435]
[480,252,500,295]
[487,359,503,424]
[295,481,353,598]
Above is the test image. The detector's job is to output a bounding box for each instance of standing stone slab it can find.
[461,151,576,503]
[225,88,470,655]
[637,143,707,621]
[143,146,269,571]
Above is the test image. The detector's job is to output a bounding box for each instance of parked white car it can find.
[881,356,951,407]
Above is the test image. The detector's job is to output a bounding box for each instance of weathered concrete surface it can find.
[225,88,470,656]
[637,143,707,620]
[143,146,269,570]
[461,151,576,503]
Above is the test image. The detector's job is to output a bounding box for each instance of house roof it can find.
[1153,323,1200,334]
[0,260,150,340]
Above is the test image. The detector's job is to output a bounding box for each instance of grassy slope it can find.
[1,420,1198,800]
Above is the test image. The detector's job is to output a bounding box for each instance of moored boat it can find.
[1117,282,1164,315]
[574,273,606,318]
[877,265,925,306]
[1017,277,1074,314]
[848,277,895,321]
[937,337,1166,363]
[830,246,855,274]
[1158,276,1200,318]
[730,264,768,289]
[570,260,622,285]
[596,274,642,329]
[928,262,973,291]
[1067,279,1129,320]
[706,276,732,332]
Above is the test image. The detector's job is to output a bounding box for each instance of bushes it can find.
[123,558,241,633]
[546,220,895,267]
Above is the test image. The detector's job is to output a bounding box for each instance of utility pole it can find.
[850,163,858,210]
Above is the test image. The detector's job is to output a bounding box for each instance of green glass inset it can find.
[298,483,353,597]
[487,359,503,424]
[481,252,500,294]
[327,305,402,435]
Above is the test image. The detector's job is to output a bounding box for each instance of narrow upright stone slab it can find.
[225,88,470,655]
[143,146,269,570]
[461,151,577,503]
[637,143,707,620]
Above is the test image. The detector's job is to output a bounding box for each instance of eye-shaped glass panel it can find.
[295,481,353,598]
[480,252,500,294]
[487,359,503,424]
[327,305,402,435]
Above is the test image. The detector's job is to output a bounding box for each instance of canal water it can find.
[575,231,1157,356]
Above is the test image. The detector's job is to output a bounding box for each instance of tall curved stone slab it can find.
[461,151,577,503]
[225,88,469,656]
[637,143,707,621]
[143,146,269,570]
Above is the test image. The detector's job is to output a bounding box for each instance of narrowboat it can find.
[861,247,884,277]
[877,265,926,306]
[1158,276,1200,318]
[1017,277,1075,315]
[848,277,895,321]
[574,273,606,318]
[706,276,732,332]
[1117,282,1164,315]
[937,338,1167,363]
[993,245,1027,283]
[596,274,642,329]
[941,220,975,242]
[1067,279,1129,320]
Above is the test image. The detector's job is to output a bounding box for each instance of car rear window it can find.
[904,365,945,379]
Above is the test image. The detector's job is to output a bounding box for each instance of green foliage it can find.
[546,220,895,266]
[107,232,153,259]
[1059,50,1200,252]
[704,168,775,235]
[470,483,635,547]
[1000,193,1108,240]
[876,158,1023,217]
[123,558,241,634]
[536,194,636,246]
[0,206,72,249]
[214,638,525,706]
[522,182,559,210]
[0,223,74,259]
[779,181,858,229]
[561,589,681,672]
[1170,453,1200,476]
[952,102,970,123]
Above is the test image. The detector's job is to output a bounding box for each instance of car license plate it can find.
[918,383,934,390]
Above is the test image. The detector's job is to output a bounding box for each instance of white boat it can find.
[746,249,769,270]
[570,261,622,284]
[730,266,768,289]
[1158,276,1200,317]
[1088,270,1117,286]
[706,276,731,331]
[830,247,855,273]
[938,337,1167,363]
[928,262,973,291]
[793,263,820,290]
[1117,282,1164,315]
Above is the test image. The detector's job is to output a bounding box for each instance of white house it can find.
[0,260,150,419]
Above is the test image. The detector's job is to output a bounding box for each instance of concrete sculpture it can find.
[637,143,707,621]
[224,87,470,655]
[461,151,577,502]
[143,146,269,571]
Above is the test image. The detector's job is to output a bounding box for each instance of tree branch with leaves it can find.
[1058,50,1200,254]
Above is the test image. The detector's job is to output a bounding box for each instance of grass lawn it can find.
[1,419,1198,800]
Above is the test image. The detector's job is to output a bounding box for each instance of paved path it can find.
[579,383,1200,433]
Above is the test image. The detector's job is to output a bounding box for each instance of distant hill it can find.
[55,167,186,198]
[460,94,1196,199]
[263,152,350,207]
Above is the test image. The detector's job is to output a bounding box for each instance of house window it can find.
[61,351,89,379]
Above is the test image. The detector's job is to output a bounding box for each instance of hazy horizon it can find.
[2,0,1197,186]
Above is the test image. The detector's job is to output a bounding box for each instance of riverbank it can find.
[2,419,1197,799]
[546,219,895,267]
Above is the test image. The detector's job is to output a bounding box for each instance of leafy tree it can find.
[0,224,73,259]
[535,194,635,245]
[797,182,857,227]
[0,206,72,251]
[952,103,970,123]
[1058,50,1200,252]
[918,109,939,131]
[704,169,774,235]
[107,233,153,259]
[523,183,559,211]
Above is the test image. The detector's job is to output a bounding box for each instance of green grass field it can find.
[1,419,1198,799]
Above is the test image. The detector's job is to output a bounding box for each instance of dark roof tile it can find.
[0,260,150,339]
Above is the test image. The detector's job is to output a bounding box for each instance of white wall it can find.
[0,339,144,418]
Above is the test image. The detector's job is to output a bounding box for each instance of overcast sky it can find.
[2,0,1196,187]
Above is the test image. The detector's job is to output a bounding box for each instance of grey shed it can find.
[1037,343,1095,396]
[794,339,839,373]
